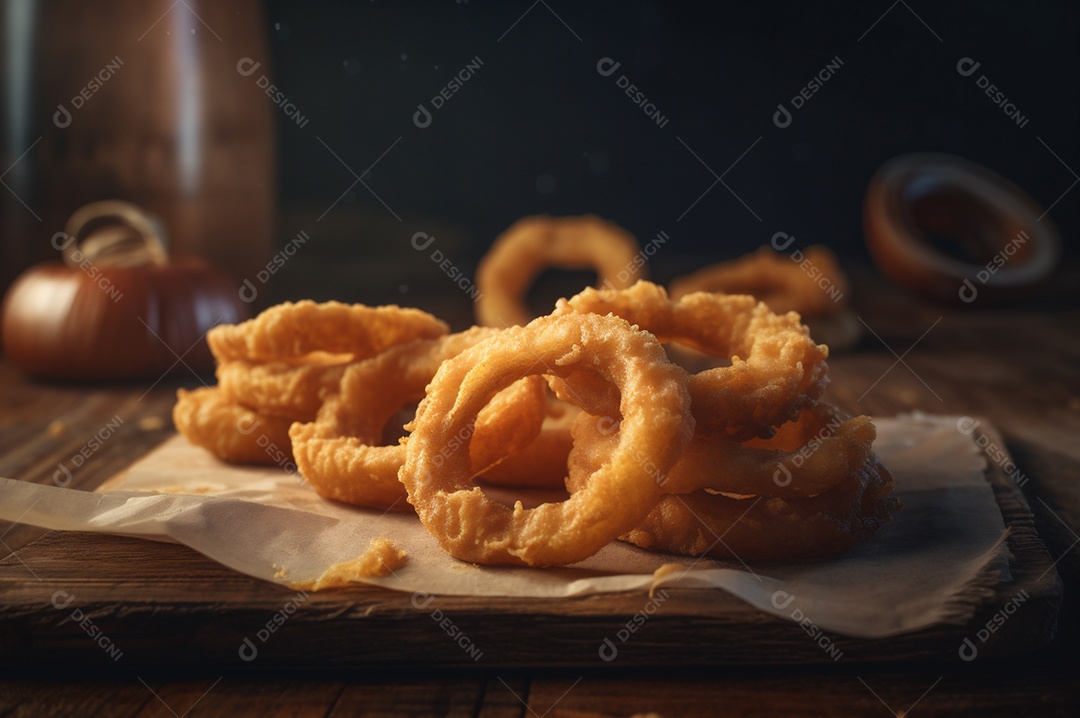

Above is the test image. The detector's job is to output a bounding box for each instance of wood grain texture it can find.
[0,359,182,560]
[1,664,1078,718]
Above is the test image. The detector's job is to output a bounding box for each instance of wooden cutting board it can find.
[0,423,1061,672]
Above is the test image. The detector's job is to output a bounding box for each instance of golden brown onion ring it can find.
[207,300,448,363]
[173,387,294,466]
[621,454,899,562]
[567,402,875,500]
[551,281,829,440]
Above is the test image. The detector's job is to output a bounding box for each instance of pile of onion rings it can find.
[174,300,449,467]
[545,281,897,563]
[175,252,899,568]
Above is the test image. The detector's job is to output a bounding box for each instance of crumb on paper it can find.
[273,565,288,579]
[649,563,684,598]
[156,485,218,495]
[157,483,214,496]
[138,416,166,431]
[48,420,66,438]
[288,538,408,592]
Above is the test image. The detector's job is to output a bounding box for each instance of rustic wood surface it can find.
[0,422,1061,672]
[1,267,1078,716]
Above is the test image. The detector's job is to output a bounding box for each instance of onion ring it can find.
[621,454,899,562]
[173,387,293,465]
[864,153,1061,304]
[216,358,349,421]
[399,312,694,566]
[568,402,875,500]
[289,328,547,510]
[475,215,646,328]
[551,281,829,440]
[207,300,448,362]
[669,246,849,318]
[669,246,859,350]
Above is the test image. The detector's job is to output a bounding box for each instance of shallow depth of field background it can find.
[255,0,1077,310]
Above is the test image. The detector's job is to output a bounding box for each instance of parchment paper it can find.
[0,413,1009,638]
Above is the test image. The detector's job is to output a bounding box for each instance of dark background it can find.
[1,0,1076,313]
[259,0,1077,297]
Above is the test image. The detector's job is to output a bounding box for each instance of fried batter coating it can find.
[290,328,547,510]
[208,300,448,362]
[551,281,829,440]
[173,387,293,465]
[622,455,899,562]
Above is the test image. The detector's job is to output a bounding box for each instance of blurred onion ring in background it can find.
[668,246,861,350]
[864,153,1060,305]
[475,215,646,327]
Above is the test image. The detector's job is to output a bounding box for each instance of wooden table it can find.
[1,267,1078,716]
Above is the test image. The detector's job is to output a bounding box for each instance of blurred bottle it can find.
[3,0,275,293]
[1,0,42,293]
